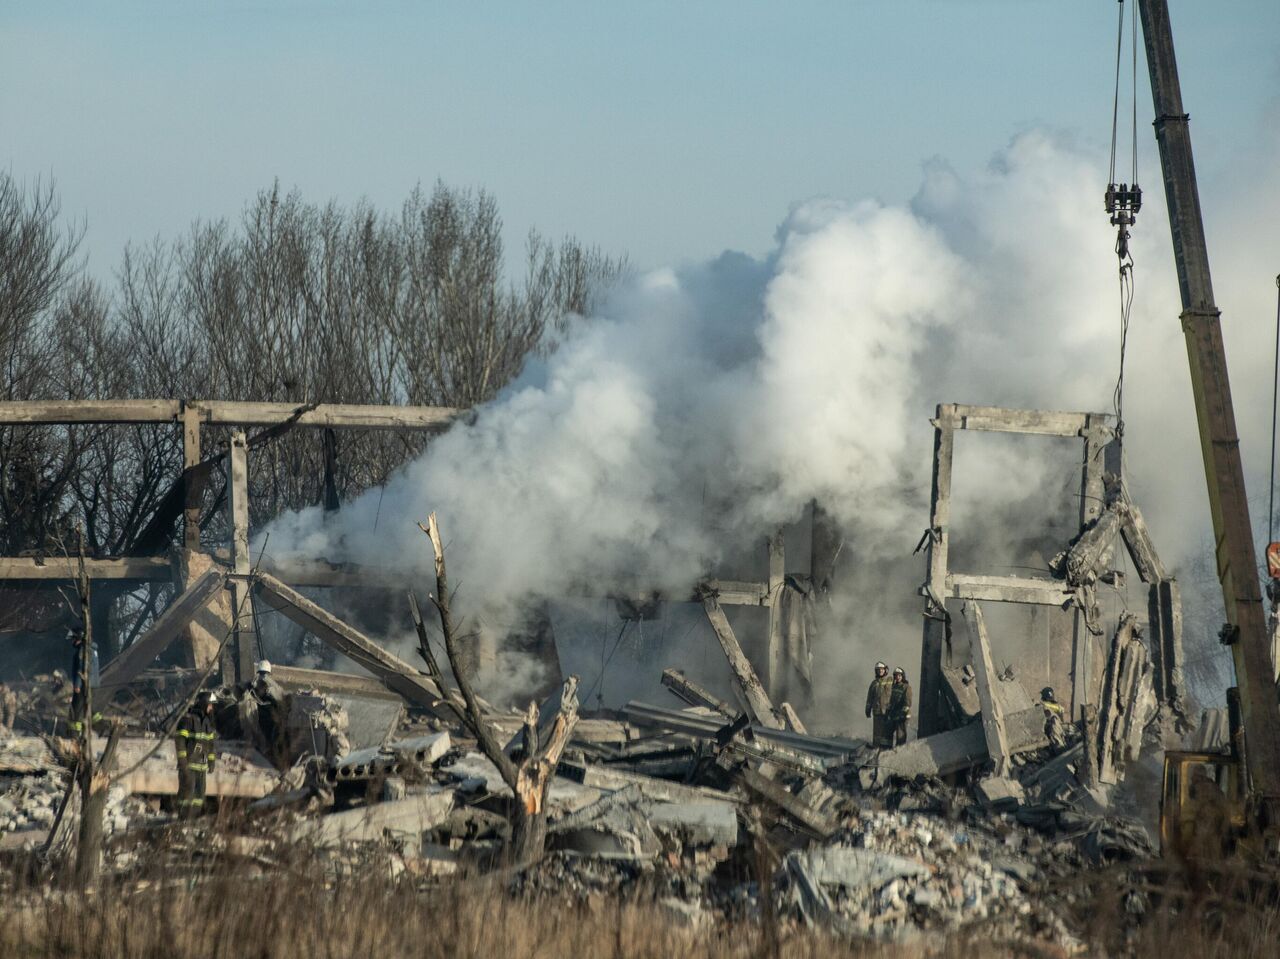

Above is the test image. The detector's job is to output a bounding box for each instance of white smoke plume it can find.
[260,118,1280,726]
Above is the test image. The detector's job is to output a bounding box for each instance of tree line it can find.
[0,173,623,648]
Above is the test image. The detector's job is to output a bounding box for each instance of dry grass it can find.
[2,820,1279,959]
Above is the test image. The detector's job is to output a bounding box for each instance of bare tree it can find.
[0,176,623,673]
[419,513,578,863]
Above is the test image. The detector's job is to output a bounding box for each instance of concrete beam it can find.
[252,572,445,713]
[961,601,1010,776]
[272,664,404,700]
[227,430,257,684]
[869,706,1048,779]
[702,594,783,729]
[293,789,456,847]
[0,399,458,431]
[0,557,173,581]
[98,569,226,688]
[918,410,955,737]
[940,404,1116,438]
[941,573,1073,606]
[766,528,785,696]
[661,668,737,719]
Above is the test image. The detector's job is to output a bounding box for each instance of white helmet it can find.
[255,659,273,675]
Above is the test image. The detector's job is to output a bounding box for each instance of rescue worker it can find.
[888,667,912,747]
[68,625,101,735]
[176,690,219,818]
[1039,686,1067,751]
[249,659,285,760]
[865,661,894,747]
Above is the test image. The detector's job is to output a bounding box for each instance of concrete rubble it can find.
[0,405,1203,954]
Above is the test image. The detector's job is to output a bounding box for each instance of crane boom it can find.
[1138,0,1280,817]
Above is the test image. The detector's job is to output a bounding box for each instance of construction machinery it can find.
[1133,0,1280,858]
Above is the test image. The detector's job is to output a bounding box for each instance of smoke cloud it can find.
[260,117,1280,726]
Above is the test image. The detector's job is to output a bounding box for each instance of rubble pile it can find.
[0,630,1173,957]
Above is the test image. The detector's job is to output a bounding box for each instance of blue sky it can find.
[3,1,1278,276]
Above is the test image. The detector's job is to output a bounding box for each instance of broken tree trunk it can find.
[419,513,579,865]
[701,592,783,729]
[75,723,121,887]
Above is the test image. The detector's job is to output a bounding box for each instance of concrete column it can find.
[918,406,954,736]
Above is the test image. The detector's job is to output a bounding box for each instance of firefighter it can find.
[176,690,219,818]
[1040,686,1067,751]
[865,661,894,747]
[888,667,912,747]
[68,625,101,735]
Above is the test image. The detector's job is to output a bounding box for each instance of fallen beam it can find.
[1058,508,1122,584]
[701,595,783,728]
[780,703,809,736]
[292,789,456,847]
[961,601,1011,776]
[736,766,837,838]
[272,665,404,700]
[1119,502,1169,583]
[622,701,860,759]
[251,573,446,714]
[110,739,278,798]
[558,761,743,806]
[866,707,1048,780]
[99,569,227,688]
[661,668,737,719]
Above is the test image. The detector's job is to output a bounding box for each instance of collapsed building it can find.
[0,396,1194,947]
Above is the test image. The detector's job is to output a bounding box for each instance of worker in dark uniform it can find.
[68,625,101,735]
[176,690,219,818]
[238,659,286,762]
[865,661,894,747]
[888,667,912,747]
[1039,686,1067,751]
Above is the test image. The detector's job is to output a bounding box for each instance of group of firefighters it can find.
[67,627,1072,812]
[67,629,284,817]
[864,662,912,748]
[864,661,1069,752]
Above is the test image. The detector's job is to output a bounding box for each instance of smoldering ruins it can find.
[0,386,1223,953]
[2,55,1278,950]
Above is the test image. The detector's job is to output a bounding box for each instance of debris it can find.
[293,787,456,848]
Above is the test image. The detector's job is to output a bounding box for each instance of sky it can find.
[3,1,1278,276]
[5,1,1280,714]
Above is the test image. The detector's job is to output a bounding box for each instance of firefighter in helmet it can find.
[888,667,912,747]
[1040,686,1068,751]
[176,690,219,818]
[865,662,894,747]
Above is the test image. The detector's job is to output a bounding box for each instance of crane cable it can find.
[1107,0,1141,432]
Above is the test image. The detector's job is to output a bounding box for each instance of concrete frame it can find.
[916,404,1121,734]
[0,399,831,703]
